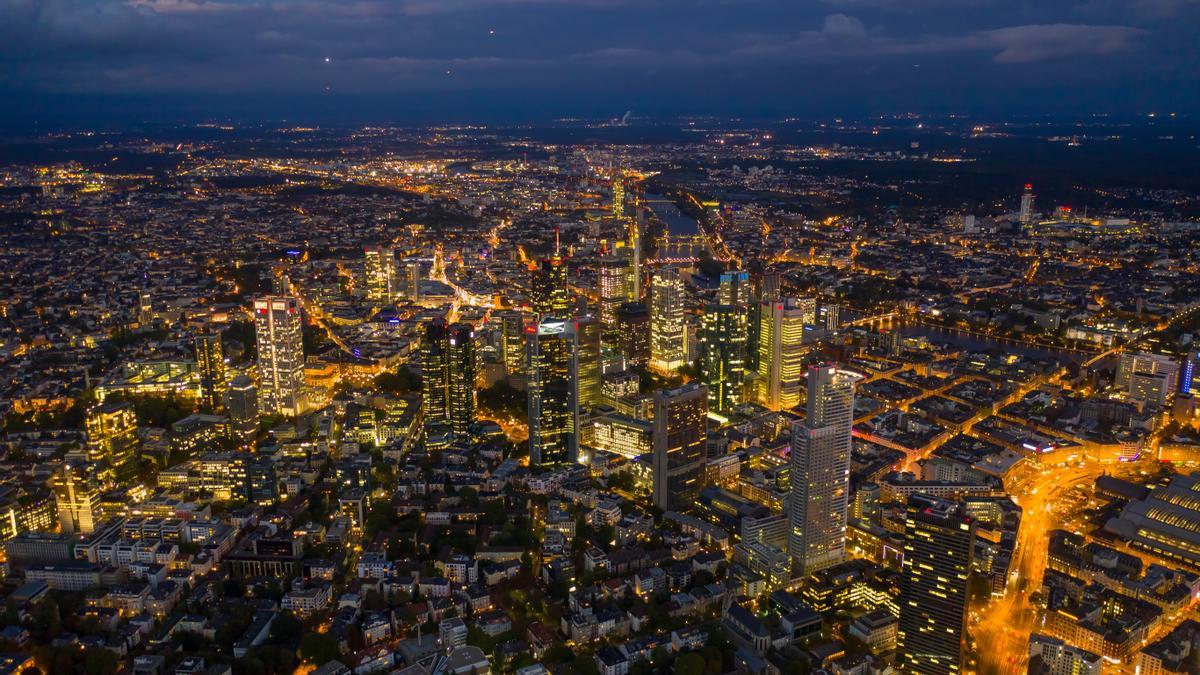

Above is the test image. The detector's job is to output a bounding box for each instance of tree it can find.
[298,632,340,665]
[675,653,706,675]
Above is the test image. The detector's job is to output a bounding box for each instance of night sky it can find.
[2,0,1198,126]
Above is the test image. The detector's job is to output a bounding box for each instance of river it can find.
[644,193,700,236]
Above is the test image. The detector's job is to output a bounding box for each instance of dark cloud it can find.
[0,0,1193,121]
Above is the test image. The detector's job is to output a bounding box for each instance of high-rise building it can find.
[421,319,451,440]
[194,333,226,411]
[1182,348,1200,394]
[52,465,100,534]
[598,255,630,346]
[700,304,748,412]
[576,315,602,411]
[225,374,259,447]
[719,270,751,307]
[652,383,708,510]
[789,365,857,576]
[617,302,651,367]
[85,401,140,481]
[138,291,153,325]
[1115,352,1179,407]
[364,246,397,302]
[747,272,781,375]
[649,267,687,373]
[448,323,477,438]
[494,310,528,377]
[818,304,841,331]
[530,256,570,318]
[896,494,976,675]
[253,296,305,417]
[630,208,644,300]
[528,317,579,465]
[403,259,422,302]
[612,178,625,219]
[1019,184,1035,226]
[755,299,811,410]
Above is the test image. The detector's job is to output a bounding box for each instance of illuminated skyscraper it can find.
[494,310,528,377]
[52,465,99,534]
[598,255,630,346]
[194,333,226,412]
[85,401,139,481]
[719,270,751,306]
[530,256,570,318]
[253,295,305,417]
[421,319,451,440]
[364,246,397,302]
[1019,184,1035,226]
[447,322,477,438]
[652,382,708,510]
[138,291,153,325]
[649,267,687,373]
[788,364,857,576]
[617,302,651,367]
[700,304,747,412]
[225,374,259,447]
[896,494,976,675]
[612,178,625,219]
[403,259,422,302]
[755,299,810,410]
[527,317,579,465]
[576,315,602,410]
[818,303,841,331]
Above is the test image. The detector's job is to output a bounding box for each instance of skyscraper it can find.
[789,364,857,576]
[494,310,528,377]
[421,319,451,440]
[598,254,630,346]
[896,494,976,675]
[1019,183,1035,226]
[700,304,747,412]
[85,401,139,481]
[194,333,226,412]
[253,295,305,417]
[617,302,651,367]
[719,270,751,306]
[755,299,810,410]
[225,374,259,447]
[649,267,687,373]
[612,177,625,219]
[403,259,422,302]
[576,314,602,411]
[652,383,708,510]
[530,256,570,318]
[364,246,397,302]
[527,317,579,465]
[448,322,477,438]
[52,465,99,534]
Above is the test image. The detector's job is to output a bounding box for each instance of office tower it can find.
[719,270,751,307]
[617,302,651,367]
[253,295,305,417]
[789,364,857,576]
[652,383,708,510]
[364,246,397,302]
[630,208,643,300]
[447,323,477,438]
[795,296,818,326]
[755,299,810,410]
[1115,352,1178,407]
[1019,184,1035,225]
[760,272,782,303]
[1027,635,1101,675]
[576,315,602,410]
[527,317,579,465]
[85,401,139,480]
[896,494,976,675]
[530,256,570,318]
[612,178,625,219]
[700,304,748,412]
[1183,348,1200,394]
[494,310,528,377]
[747,272,780,374]
[649,267,687,373]
[194,333,226,411]
[421,319,452,439]
[850,482,880,523]
[138,291,153,325]
[403,260,422,302]
[598,255,630,345]
[225,374,259,447]
[818,304,841,331]
[52,465,99,534]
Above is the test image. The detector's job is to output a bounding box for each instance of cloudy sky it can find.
[1,0,1198,125]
